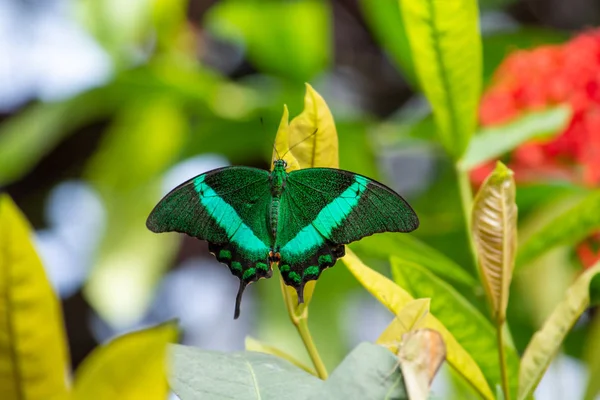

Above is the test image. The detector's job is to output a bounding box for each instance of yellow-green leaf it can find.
[0,195,70,400]
[245,336,316,376]
[517,190,600,269]
[392,257,520,398]
[518,263,600,400]
[400,0,482,159]
[472,161,517,322]
[73,321,178,400]
[377,298,431,351]
[584,313,600,400]
[342,249,494,399]
[272,83,338,171]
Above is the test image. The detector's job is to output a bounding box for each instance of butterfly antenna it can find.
[264,117,282,162]
[234,281,247,319]
[281,128,319,159]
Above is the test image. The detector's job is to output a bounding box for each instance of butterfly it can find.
[146,158,419,318]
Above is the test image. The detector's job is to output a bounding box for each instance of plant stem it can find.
[296,318,328,379]
[279,276,328,379]
[497,322,511,400]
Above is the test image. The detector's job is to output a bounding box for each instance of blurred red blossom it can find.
[474,29,600,269]
[475,28,600,187]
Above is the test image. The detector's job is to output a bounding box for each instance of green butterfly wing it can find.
[277,168,419,299]
[146,166,273,318]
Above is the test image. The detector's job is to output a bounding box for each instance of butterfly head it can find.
[273,159,288,170]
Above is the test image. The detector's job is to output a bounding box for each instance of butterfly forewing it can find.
[146,166,273,318]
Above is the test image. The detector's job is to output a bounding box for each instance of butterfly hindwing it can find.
[146,166,273,318]
[276,168,419,296]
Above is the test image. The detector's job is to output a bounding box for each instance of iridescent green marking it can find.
[219,249,232,259]
[231,261,242,273]
[304,265,320,277]
[288,271,301,284]
[243,268,256,281]
[318,254,333,265]
[279,264,290,273]
[256,262,269,272]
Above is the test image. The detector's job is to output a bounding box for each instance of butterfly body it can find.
[147,159,418,318]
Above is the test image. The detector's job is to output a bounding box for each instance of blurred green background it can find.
[1,0,599,398]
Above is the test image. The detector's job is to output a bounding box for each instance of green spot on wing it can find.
[288,271,301,284]
[231,261,242,273]
[280,265,290,273]
[242,268,256,281]
[304,266,320,277]
[219,250,232,259]
[318,254,333,265]
[256,262,269,272]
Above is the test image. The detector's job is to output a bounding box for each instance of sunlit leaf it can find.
[205,0,330,82]
[359,0,417,85]
[472,161,517,322]
[398,329,446,400]
[377,298,431,351]
[351,232,477,287]
[0,195,70,400]
[245,336,316,376]
[342,249,494,399]
[461,106,571,170]
[518,263,600,400]
[391,257,520,398]
[272,83,339,171]
[399,0,482,159]
[73,321,178,400]
[517,190,600,269]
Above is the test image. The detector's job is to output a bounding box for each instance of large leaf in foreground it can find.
[392,258,520,398]
[342,249,494,399]
[0,195,70,400]
[73,322,178,400]
[517,190,600,268]
[400,0,482,159]
[518,263,600,400]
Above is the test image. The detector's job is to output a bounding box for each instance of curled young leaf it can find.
[272,83,338,171]
[472,161,518,323]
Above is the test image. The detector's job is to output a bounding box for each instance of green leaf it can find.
[342,249,494,399]
[391,257,520,399]
[359,0,417,85]
[73,321,178,400]
[351,232,477,287]
[245,336,316,376]
[399,0,482,159]
[170,344,320,399]
[461,106,571,170]
[377,298,432,349]
[518,262,600,400]
[307,343,408,399]
[517,190,600,269]
[0,195,70,400]
[205,0,330,81]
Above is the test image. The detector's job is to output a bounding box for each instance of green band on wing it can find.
[281,176,369,257]
[194,175,268,256]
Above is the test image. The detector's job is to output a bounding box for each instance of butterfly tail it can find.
[234,280,247,319]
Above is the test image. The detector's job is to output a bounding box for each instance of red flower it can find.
[475,29,600,268]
